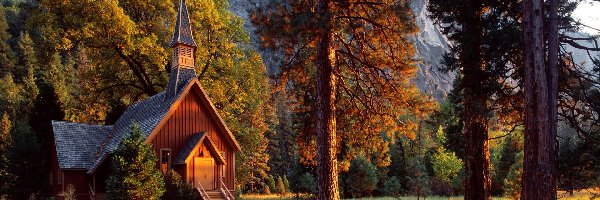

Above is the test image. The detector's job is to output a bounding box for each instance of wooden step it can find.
[202,190,227,200]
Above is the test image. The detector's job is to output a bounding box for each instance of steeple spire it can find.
[170,0,197,47]
[165,0,197,100]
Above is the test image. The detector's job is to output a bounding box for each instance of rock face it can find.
[229,0,455,100]
[409,0,455,100]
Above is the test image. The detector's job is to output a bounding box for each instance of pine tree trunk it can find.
[522,0,557,198]
[315,0,339,199]
[462,0,491,199]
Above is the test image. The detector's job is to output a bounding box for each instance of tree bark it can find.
[522,0,557,198]
[461,0,492,199]
[315,0,339,200]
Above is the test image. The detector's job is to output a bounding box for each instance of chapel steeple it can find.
[166,0,197,99]
[170,0,197,48]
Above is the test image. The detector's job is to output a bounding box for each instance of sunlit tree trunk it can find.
[461,0,492,199]
[315,0,339,199]
[522,0,557,198]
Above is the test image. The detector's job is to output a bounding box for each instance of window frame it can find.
[160,148,172,174]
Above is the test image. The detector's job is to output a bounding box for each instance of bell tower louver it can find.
[166,0,197,99]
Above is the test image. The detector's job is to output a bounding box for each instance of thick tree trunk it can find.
[522,0,557,198]
[315,0,339,200]
[462,0,491,199]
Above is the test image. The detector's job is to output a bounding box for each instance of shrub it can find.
[62,184,76,200]
[162,170,197,200]
[345,156,378,198]
[106,124,165,200]
[383,176,402,196]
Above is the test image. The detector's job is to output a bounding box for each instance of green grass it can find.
[240,194,509,200]
[241,192,600,200]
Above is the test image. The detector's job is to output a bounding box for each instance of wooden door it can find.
[194,158,214,190]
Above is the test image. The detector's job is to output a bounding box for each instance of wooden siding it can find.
[61,170,91,200]
[150,90,235,190]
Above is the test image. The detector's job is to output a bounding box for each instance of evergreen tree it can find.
[0,7,15,76]
[0,113,13,196]
[106,124,165,200]
[277,176,286,194]
[14,32,36,81]
[345,156,378,198]
[253,1,433,198]
[295,172,317,195]
[266,175,276,194]
[503,152,524,199]
[283,175,290,193]
[382,176,402,196]
[0,74,22,117]
[428,0,527,198]
[7,121,45,199]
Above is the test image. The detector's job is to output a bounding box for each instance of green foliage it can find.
[557,127,600,193]
[263,185,271,195]
[503,151,523,199]
[431,147,463,183]
[162,170,197,200]
[0,74,22,117]
[0,113,12,195]
[0,6,14,76]
[490,128,523,195]
[406,158,431,197]
[382,176,402,196]
[6,121,45,199]
[295,172,317,194]
[266,175,276,194]
[276,176,286,194]
[345,156,378,198]
[36,1,273,190]
[106,124,165,200]
[252,0,434,171]
[15,32,36,81]
[283,175,290,193]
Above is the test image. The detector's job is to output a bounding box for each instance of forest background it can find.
[0,0,599,199]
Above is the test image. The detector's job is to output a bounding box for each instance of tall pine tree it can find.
[253,1,433,198]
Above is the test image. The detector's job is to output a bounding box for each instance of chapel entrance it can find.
[194,157,215,190]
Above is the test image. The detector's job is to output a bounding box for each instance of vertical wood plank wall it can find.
[150,91,235,190]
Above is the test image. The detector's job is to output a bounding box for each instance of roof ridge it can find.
[52,120,113,127]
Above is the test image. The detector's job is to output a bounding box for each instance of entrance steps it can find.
[202,190,227,200]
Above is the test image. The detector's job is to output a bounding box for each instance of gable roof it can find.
[174,132,225,165]
[52,121,113,169]
[144,79,242,150]
[86,78,240,173]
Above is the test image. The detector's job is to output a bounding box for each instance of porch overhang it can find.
[174,132,226,165]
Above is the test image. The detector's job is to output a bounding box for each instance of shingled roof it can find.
[52,121,113,169]
[174,132,205,164]
[87,77,193,173]
[170,0,197,47]
[174,132,225,165]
